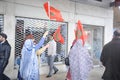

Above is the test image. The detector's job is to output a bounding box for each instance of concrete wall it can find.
[0,0,113,79]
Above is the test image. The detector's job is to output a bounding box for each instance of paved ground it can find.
[12,67,104,80]
[40,67,104,80]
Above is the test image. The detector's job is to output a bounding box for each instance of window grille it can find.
[0,15,4,33]
[15,17,68,65]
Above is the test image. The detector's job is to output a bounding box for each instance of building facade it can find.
[0,0,113,79]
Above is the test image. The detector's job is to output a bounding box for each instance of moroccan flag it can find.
[75,20,87,46]
[53,26,64,44]
[44,2,64,22]
[59,35,64,44]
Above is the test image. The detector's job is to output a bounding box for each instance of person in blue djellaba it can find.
[19,31,48,80]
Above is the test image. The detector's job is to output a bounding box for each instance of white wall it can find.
[0,0,113,79]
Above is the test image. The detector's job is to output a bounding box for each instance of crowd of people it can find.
[1,29,120,80]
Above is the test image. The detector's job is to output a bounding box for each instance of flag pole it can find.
[38,1,51,70]
[48,1,51,31]
[48,1,50,20]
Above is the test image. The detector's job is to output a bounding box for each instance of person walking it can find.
[19,31,48,80]
[100,29,120,80]
[0,33,11,80]
[46,34,59,78]
[69,39,93,80]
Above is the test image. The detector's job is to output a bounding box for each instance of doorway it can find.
[84,25,104,66]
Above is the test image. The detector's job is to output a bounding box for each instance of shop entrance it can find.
[84,25,104,66]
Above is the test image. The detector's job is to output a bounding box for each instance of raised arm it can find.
[35,31,48,51]
[36,44,49,56]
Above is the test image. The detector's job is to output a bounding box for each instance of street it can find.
[40,67,104,80]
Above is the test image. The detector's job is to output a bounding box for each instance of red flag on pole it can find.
[53,26,64,44]
[44,2,64,22]
[43,1,50,18]
[75,20,87,46]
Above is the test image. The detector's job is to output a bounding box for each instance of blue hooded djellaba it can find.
[20,37,45,80]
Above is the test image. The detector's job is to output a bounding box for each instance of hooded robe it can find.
[69,40,93,80]
[20,37,45,80]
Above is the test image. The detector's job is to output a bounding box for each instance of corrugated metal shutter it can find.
[15,17,68,66]
[0,15,4,33]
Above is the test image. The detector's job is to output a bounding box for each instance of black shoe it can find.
[54,69,59,74]
[46,75,52,78]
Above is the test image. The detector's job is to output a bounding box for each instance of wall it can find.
[0,0,113,79]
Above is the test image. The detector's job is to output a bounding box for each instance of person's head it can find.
[25,34,35,43]
[113,29,120,38]
[0,33,7,42]
[49,35,53,40]
[21,34,35,49]
[49,32,54,40]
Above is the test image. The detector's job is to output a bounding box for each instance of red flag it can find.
[75,20,87,46]
[53,26,64,44]
[66,68,72,80]
[43,2,50,17]
[59,35,64,44]
[44,2,64,22]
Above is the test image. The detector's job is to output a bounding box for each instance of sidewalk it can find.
[40,67,104,80]
[41,72,66,80]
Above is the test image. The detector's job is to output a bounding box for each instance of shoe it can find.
[54,69,59,74]
[46,75,52,78]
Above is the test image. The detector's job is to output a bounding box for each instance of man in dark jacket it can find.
[100,29,120,80]
[0,33,11,80]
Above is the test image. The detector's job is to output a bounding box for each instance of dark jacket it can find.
[0,40,11,73]
[100,38,120,80]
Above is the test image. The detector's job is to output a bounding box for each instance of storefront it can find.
[0,0,113,79]
[14,17,68,65]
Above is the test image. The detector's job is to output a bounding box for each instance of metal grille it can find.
[15,17,68,65]
[0,15,4,33]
